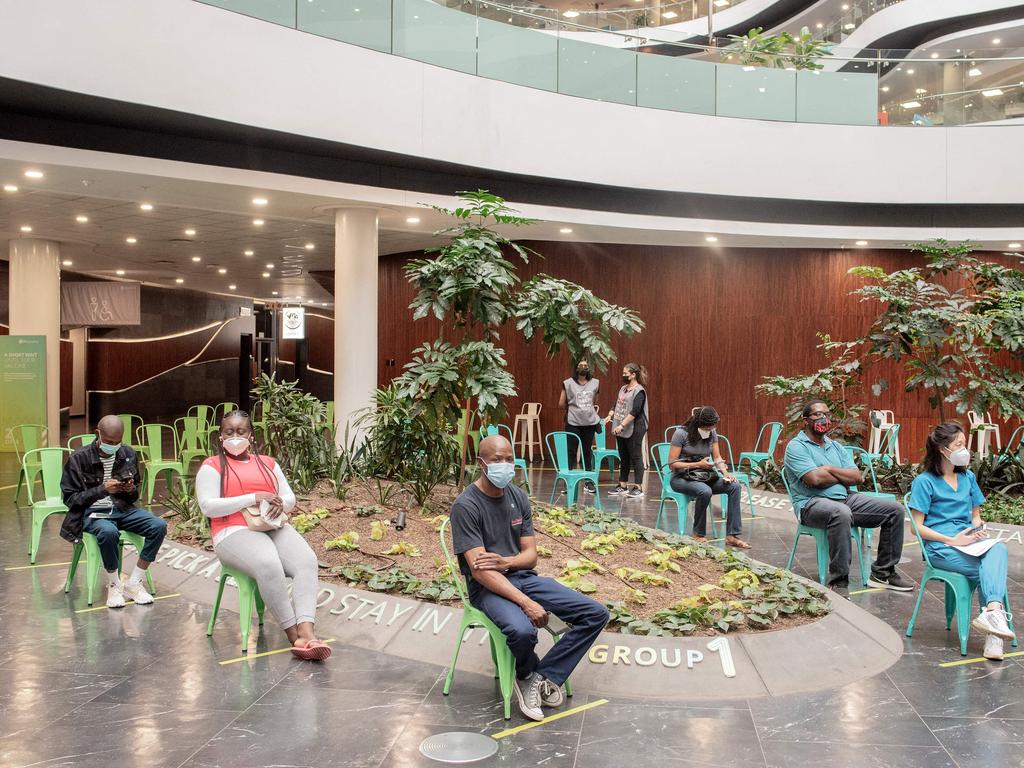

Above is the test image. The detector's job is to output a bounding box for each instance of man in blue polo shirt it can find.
[783,400,912,594]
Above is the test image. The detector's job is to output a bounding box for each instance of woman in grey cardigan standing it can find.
[606,362,649,498]
[559,359,601,493]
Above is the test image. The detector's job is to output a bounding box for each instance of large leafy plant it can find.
[726,26,833,70]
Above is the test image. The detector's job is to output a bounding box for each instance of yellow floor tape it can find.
[219,638,338,666]
[848,587,884,596]
[940,650,1024,667]
[4,560,72,571]
[75,593,181,613]
[492,698,608,739]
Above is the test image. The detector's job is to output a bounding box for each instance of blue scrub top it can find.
[909,470,985,555]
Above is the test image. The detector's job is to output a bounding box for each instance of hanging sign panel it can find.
[61,282,141,326]
[0,336,46,452]
[281,307,306,340]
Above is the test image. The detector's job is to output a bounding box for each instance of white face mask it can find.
[697,428,713,440]
[223,436,250,456]
[946,446,971,467]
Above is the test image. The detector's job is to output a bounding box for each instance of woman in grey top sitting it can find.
[668,406,749,548]
[559,358,600,493]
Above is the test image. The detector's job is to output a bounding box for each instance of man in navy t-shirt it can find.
[451,435,609,722]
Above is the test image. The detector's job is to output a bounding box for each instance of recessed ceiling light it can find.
[191,255,202,262]
[19,225,32,233]
[262,272,271,278]
[968,67,982,77]
[930,52,939,59]
[75,215,89,223]
[406,217,421,224]
[662,10,677,18]
[816,22,823,28]
[855,240,868,246]
[175,278,185,284]
[23,169,43,179]
[252,197,268,206]
[843,22,854,29]
[901,101,922,109]
[559,227,573,234]
[982,88,1004,97]
[218,268,227,274]
[3,184,18,192]
[244,250,254,256]
[62,260,73,266]
[265,263,275,269]
[125,236,137,244]
[1008,242,1022,249]
[881,86,890,92]
[906,69,914,75]
[304,243,315,250]
[993,38,1001,45]
[185,228,196,236]
[705,235,718,242]
[139,203,153,211]
[322,302,329,306]
[713,0,729,6]
[915,88,927,94]
[253,219,264,226]
[116,269,125,276]
[228,284,237,290]
[562,9,579,17]
[271,291,279,295]
[841,2,848,8]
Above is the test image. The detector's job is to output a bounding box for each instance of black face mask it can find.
[576,368,591,380]
[622,375,632,384]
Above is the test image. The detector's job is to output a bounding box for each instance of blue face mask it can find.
[98,441,120,456]
[481,460,516,489]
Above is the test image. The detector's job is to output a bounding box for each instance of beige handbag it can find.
[241,502,288,532]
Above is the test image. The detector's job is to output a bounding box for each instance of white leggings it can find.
[214,525,319,629]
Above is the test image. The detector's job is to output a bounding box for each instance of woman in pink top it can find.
[196,410,330,660]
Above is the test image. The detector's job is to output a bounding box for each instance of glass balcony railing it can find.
[197,0,1024,127]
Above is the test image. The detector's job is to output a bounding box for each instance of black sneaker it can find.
[608,486,628,496]
[868,572,915,592]
[627,487,644,498]
[828,579,849,599]
[583,481,596,494]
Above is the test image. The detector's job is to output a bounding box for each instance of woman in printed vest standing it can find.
[606,362,649,499]
[559,358,601,493]
[195,410,331,660]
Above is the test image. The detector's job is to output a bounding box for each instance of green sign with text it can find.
[0,336,46,452]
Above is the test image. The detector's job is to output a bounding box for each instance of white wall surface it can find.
[0,0,1023,206]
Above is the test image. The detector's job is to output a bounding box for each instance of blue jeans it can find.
[670,475,742,537]
[82,507,168,572]
[928,540,1009,606]
[470,571,609,685]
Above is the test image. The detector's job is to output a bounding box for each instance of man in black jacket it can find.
[61,414,167,608]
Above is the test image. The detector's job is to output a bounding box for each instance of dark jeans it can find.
[800,493,904,585]
[471,571,609,685]
[82,506,168,572]
[616,429,646,485]
[566,423,598,472]
[669,475,742,537]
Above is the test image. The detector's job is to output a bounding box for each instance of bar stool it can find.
[968,411,1001,459]
[512,403,544,462]
[868,409,900,463]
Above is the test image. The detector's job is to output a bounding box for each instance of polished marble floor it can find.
[3,454,1024,768]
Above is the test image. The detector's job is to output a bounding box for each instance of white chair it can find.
[968,411,1001,459]
[512,403,545,463]
[868,409,901,463]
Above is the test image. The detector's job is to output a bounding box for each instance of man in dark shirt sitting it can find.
[451,435,609,721]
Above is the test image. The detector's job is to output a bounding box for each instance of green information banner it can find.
[0,336,47,453]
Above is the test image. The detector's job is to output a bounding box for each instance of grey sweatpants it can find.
[214,525,320,629]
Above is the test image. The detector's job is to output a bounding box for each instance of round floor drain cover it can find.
[419,732,498,763]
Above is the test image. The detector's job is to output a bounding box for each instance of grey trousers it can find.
[801,492,905,585]
[215,525,320,629]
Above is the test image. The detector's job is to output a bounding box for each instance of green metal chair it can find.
[207,564,266,653]
[592,420,619,479]
[140,424,186,503]
[24,448,70,563]
[439,519,571,720]
[717,434,756,519]
[480,424,530,493]
[650,442,725,540]
[174,416,208,474]
[1000,426,1024,461]
[737,422,783,476]
[64,529,157,605]
[67,433,96,451]
[187,405,215,450]
[904,493,1017,656]
[663,424,683,443]
[117,414,148,459]
[546,431,602,509]
[781,468,870,587]
[250,400,268,444]
[12,424,47,505]
[455,408,481,460]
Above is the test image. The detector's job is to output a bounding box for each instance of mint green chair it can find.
[64,529,156,605]
[480,424,530,493]
[207,565,266,653]
[663,424,683,443]
[187,405,215,449]
[592,420,619,479]
[650,442,725,539]
[118,414,148,459]
[738,422,783,475]
[781,468,870,587]
[67,434,96,451]
[717,434,756,519]
[174,416,208,474]
[140,424,186,503]
[904,493,1017,656]
[546,431,602,509]
[13,424,47,505]
[439,519,571,719]
[1001,426,1024,460]
[25,448,70,563]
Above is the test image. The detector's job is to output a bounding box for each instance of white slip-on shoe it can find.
[984,634,1005,661]
[122,579,154,605]
[106,582,126,609]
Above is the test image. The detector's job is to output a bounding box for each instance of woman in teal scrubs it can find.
[908,423,1014,660]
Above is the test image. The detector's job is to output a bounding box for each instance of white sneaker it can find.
[984,634,1005,661]
[539,678,564,708]
[106,582,126,609]
[513,673,544,721]
[122,579,154,605]
[972,607,1016,640]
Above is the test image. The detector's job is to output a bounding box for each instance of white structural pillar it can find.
[9,238,61,443]
[333,208,379,441]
